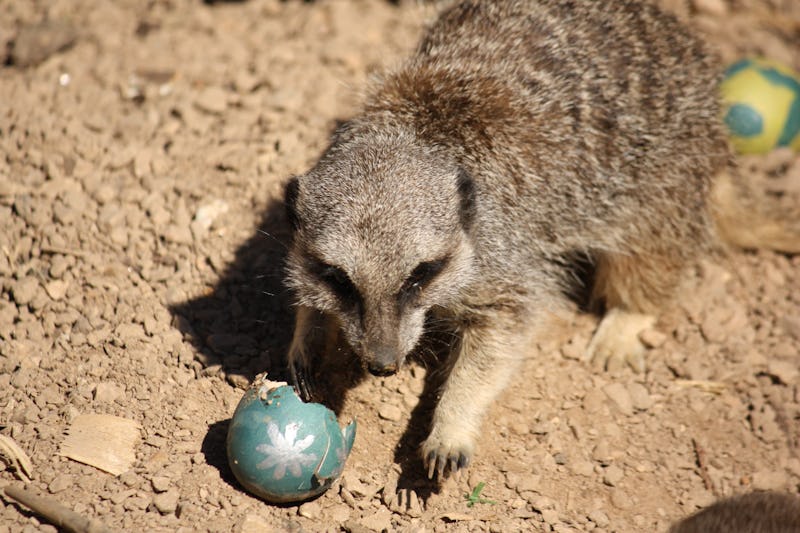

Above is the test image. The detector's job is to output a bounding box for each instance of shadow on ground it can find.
[170,197,296,386]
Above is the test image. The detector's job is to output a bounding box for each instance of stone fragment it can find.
[588,509,610,528]
[359,508,393,532]
[11,20,77,67]
[48,474,73,493]
[603,383,633,416]
[44,280,69,300]
[751,470,789,491]
[603,465,624,486]
[151,476,170,493]
[378,403,402,422]
[628,383,653,411]
[153,489,179,515]
[298,501,322,519]
[195,87,228,114]
[12,277,40,306]
[767,360,798,385]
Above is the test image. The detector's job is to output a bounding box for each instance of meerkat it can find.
[669,491,800,533]
[283,0,800,479]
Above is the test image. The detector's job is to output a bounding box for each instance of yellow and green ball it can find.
[720,58,800,154]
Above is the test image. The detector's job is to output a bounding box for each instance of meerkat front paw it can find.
[586,308,655,373]
[421,425,474,480]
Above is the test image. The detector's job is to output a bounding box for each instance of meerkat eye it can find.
[317,263,360,305]
[400,257,448,298]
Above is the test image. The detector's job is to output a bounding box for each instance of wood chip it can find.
[0,435,34,482]
[59,414,141,475]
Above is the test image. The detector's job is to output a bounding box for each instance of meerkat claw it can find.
[289,360,314,401]
[424,448,471,481]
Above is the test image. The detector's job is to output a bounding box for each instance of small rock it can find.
[540,509,560,525]
[153,490,179,515]
[768,360,799,385]
[610,488,633,510]
[592,441,615,466]
[751,470,789,491]
[378,403,402,422]
[381,471,398,506]
[195,87,229,114]
[359,508,393,532]
[330,504,351,523]
[12,277,40,306]
[10,20,77,68]
[588,509,610,528]
[298,501,322,519]
[778,315,800,341]
[603,383,633,416]
[628,383,653,411]
[48,474,73,493]
[94,382,124,403]
[193,199,229,232]
[603,465,624,486]
[571,460,595,477]
[235,513,268,533]
[44,280,69,300]
[151,476,170,493]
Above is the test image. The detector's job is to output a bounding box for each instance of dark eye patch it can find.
[310,259,361,308]
[399,256,449,305]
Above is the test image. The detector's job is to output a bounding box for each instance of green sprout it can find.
[465,482,497,507]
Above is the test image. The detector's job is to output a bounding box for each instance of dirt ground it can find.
[1,0,799,532]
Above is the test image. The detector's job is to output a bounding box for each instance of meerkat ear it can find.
[284,176,301,230]
[456,167,476,231]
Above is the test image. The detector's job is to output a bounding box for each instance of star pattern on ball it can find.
[255,422,318,480]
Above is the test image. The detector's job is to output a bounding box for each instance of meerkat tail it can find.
[711,169,800,254]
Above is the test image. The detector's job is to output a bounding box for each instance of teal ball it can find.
[227,376,356,503]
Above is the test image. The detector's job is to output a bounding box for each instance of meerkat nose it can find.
[367,361,398,377]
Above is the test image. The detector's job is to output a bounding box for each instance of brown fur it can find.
[670,491,800,533]
[283,0,800,478]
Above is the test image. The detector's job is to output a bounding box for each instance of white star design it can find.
[255,422,317,480]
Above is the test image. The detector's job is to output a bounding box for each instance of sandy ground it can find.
[1,0,799,532]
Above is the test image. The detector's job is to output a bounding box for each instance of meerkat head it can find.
[284,125,476,376]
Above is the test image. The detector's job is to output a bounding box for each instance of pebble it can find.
[11,277,40,306]
[691,0,727,16]
[235,513,268,533]
[298,501,322,519]
[10,20,78,68]
[588,509,610,528]
[152,490,179,515]
[540,509,560,525]
[751,469,789,491]
[359,508,393,532]
[329,504,351,523]
[610,489,633,510]
[48,474,73,493]
[778,315,800,341]
[151,476,171,493]
[628,383,653,411]
[195,87,229,114]
[44,280,69,300]
[94,382,124,403]
[603,465,624,486]
[768,360,798,385]
[378,403,402,422]
[603,383,633,416]
[571,460,595,477]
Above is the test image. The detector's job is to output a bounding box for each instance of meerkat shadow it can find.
[168,196,296,389]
